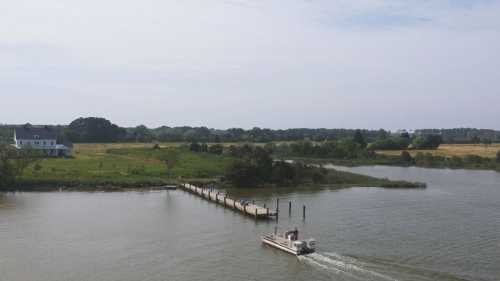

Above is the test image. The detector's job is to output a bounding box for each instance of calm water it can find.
[1,166,499,281]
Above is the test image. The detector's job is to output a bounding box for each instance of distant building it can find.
[13,126,71,157]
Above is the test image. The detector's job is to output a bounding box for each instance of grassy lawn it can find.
[19,143,232,187]
[376,144,500,159]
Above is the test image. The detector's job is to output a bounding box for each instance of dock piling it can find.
[303,205,306,220]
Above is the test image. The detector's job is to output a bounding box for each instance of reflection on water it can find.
[1,166,499,281]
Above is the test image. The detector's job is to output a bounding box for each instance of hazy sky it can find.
[1,0,499,130]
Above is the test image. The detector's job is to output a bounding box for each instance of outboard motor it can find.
[305,239,316,251]
[293,241,306,252]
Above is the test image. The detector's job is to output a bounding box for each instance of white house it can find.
[13,126,71,157]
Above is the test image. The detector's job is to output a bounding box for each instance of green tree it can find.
[353,130,367,149]
[66,117,126,143]
[200,143,208,153]
[412,135,442,149]
[189,142,201,152]
[401,151,413,163]
[377,129,388,140]
[130,125,153,142]
[0,145,16,188]
[225,159,259,187]
[400,131,410,139]
[208,144,224,155]
[0,145,40,188]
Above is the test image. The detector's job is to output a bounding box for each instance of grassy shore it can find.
[376,144,500,159]
[9,143,424,190]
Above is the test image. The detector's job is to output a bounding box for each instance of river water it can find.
[1,166,499,281]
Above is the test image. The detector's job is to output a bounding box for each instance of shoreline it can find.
[286,156,500,173]
[2,177,425,192]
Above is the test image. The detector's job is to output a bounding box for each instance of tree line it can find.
[0,145,40,188]
[1,118,499,144]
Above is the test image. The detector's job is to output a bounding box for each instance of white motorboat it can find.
[261,227,315,256]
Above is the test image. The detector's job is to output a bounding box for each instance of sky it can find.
[1,0,499,130]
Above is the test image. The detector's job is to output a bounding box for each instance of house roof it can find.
[15,126,57,140]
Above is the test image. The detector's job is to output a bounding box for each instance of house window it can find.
[34,135,39,139]
[51,141,54,145]
[35,141,39,145]
[19,141,23,145]
[43,141,46,145]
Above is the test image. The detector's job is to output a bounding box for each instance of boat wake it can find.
[298,252,397,281]
[298,252,472,281]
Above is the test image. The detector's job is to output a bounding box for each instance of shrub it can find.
[411,135,442,149]
[189,142,201,152]
[401,151,412,163]
[208,144,224,155]
[369,138,410,150]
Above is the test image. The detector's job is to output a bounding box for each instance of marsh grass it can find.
[376,144,500,159]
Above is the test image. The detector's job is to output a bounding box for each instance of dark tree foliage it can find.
[208,144,224,155]
[276,140,365,159]
[411,135,442,149]
[0,145,40,188]
[189,142,201,152]
[149,126,383,143]
[368,138,410,150]
[415,128,500,144]
[0,145,16,187]
[66,117,126,143]
[5,118,500,144]
[200,143,208,153]
[127,125,153,142]
[401,151,413,163]
[353,129,367,149]
[0,125,13,144]
[224,145,328,187]
[496,150,500,164]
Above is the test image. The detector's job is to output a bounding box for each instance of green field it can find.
[19,143,232,188]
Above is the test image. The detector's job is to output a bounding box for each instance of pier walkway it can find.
[180,183,277,219]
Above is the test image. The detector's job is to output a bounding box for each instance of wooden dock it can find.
[180,183,277,219]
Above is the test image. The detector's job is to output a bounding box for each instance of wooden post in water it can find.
[289,201,292,215]
[255,208,258,219]
[276,198,279,212]
[303,205,306,220]
[266,208,269,216]
[224,197,226,207]
[263,203,266,208]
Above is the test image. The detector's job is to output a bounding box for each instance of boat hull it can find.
[261,236,314,256]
